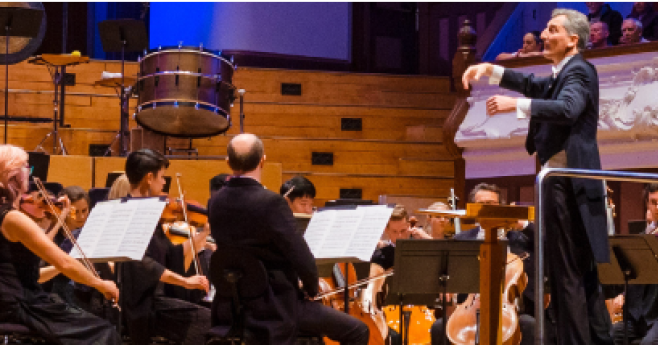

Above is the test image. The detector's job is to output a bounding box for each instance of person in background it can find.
[610,183,658,344]
[496,31,544,60]
[280,175,316,215]
[107,173,130,200]
[426,201,451,239]
[586,2,623,45]
[627,2,658,41]
[620,18,650,44]
[209,173,230,199]
[589,21,611,48]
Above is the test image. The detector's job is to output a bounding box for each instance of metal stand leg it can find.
[34,66,68,155]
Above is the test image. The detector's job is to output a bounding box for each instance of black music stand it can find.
[598,235,658,345]
[0,7,43,144]
[386,239,503,345]
[98,19,147,156]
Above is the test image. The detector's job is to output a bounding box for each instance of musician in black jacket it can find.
[463,9,611,344]
[208,134,368,344]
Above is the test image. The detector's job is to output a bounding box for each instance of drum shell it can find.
[136,48,235,137]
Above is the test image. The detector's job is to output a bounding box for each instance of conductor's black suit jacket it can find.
[500,53,609,263]
[208,177,319,343]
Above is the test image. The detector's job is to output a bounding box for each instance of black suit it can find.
[208,177,368,344]
[499,53,611,344]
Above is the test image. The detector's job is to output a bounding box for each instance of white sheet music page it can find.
[117,198,166,260]
[319,208,364,258]
[303,210,336,257]
[345,205,394,261]
[71,198,166,261]
[70,199,118,259]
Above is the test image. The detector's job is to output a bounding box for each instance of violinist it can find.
[119,149,211,345]
[20,181,69,240]
[209,134,369,344]
[430,183,553,345]
[0,144,120,344]
[610,183,658,344]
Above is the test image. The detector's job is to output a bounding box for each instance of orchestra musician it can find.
[430,183,558,345]
[208,133,369,344]
[424,201,450,239]
[119,149,211,345]
[0,144,120,344]
[609,183,658,344]
[462,9,612,344]
[280,175,316,214]
[364,204,414,344]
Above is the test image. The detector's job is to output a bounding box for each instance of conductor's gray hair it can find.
[552,8,590,51]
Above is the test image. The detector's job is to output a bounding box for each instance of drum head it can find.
[136,103,230,138]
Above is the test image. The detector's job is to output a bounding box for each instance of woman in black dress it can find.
[0,144,120,345]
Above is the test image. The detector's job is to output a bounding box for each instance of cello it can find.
[446,252,528,345]
[317,263,387,345]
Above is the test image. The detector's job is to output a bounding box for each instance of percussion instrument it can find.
[135,45,236,137]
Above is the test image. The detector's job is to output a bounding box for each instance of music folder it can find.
[70,197,167,262]
[303,204,394,263]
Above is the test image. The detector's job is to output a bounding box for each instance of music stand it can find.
[30,54,89,155]
[386,239,500,345]
[98,19,147,157]
[598,235,658,345]
[0,7,43,144]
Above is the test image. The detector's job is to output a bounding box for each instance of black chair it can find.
[0,323,48,344]
[205,246,269,344]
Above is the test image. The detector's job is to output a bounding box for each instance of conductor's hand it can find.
[94,279,120,303]
[184,275,210,293]
[462,63,494,89]
[485,95,517,116]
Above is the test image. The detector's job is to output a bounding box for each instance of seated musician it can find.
[430,183,552,345]
[280,175,316,214]
[422,201,451,239]
[19,181,69,241]
[0,144,120,344]
[610,183,658,344]
[120,149,211,345]
[365,204,415,344]
[209,133,369,344]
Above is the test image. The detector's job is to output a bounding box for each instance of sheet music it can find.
[345,206,393,261]
[71,198,166,261]
[304,205,393,262]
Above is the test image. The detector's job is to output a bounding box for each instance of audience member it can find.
[586,2,623,45]
[627,2,658,41]
[588,21,611,48]
[620,18,649,45]
[495,31,544,60]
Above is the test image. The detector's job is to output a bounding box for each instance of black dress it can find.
[0,204,120,345]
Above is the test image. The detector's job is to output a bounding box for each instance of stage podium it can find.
[418,203,534,345]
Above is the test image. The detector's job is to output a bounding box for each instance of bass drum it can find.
[135,46,236,138]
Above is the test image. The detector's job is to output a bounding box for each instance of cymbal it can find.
[29,54,90,67]
[417,204,534,221]
[95,77,137,88]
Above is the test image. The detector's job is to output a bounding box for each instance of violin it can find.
[161,197,212,245]
[446,253,527,345]
[20,192,75,221]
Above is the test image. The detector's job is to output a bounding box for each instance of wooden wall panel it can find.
[48,156,93,190]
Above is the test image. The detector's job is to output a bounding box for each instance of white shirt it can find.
[489,55,576,169]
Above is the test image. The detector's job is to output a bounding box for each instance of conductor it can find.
[208,134,369,344]
[462,9,611,345]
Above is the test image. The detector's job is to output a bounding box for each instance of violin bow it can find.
[175,173,203,276]
[32,178,120,310]
[314,269,395,300]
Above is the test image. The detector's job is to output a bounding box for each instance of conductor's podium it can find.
[418,203,534,345]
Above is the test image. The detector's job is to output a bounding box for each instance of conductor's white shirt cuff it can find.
[516,98,531,119]
[489,65,505,85]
